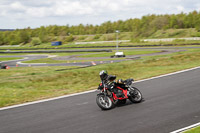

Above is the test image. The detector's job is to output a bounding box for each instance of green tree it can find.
[150,15,169,30]
[17,30,31,44]
[0,32,4,45]
[169,15,178,28]
[39,27,48,43]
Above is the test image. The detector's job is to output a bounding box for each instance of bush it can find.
[31,38,41,46]
[65,35,75,42]
[103,34,115,41]
[58,36,66,42]
[172,39,186,42]
[131,37,141,43]
[78,36,86,40]
[94,34,101,40]
[194,32,200,37]
[169,30,185,37]
[10,41,19,45]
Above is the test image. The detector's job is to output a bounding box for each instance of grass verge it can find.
[183,126,200,133]
[0,49,200,107]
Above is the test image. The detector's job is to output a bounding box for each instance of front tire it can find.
[128,87,143,103]
[96,95,114,110]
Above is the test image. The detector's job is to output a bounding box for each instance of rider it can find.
[99,70,124,97]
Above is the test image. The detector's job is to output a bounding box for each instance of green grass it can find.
[0,49,200,107]
[148,28,197,38]
[183,126,200,133]
[0,57,23,61]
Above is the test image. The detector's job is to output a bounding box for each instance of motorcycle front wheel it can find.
[96,95,114,110]
[128,87,143,103]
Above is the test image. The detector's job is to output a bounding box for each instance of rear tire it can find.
[128,87,143,103]
[96,95,114,110]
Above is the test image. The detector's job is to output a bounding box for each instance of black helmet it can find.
[99,70,108,80]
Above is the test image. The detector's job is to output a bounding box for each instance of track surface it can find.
[0,68,200,133]
[0,49,181,67]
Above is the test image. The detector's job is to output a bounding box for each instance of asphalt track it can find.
[0,67,200,133]
[0,49,181,68]
[1,46,200,68]
[0,54,125,67]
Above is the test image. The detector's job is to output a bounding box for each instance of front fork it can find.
[127,85,137,96]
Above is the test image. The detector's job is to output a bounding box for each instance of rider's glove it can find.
[97,83,103,90]
[117,79,124,84]
[107,83,115,91]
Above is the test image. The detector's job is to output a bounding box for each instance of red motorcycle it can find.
[96,78,143,110]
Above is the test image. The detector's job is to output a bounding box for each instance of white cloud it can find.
[26,7,51,18]
[54,1,94,16]
[177,5,185,12]
[0,0,200,29]
[10,2,26,10]
[0,0,186,18]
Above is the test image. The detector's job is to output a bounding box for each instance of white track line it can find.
[170,122,200,133]
[0,90,96,111]
[0,66,199,111]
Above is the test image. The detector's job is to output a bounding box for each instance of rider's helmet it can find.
[99,70,108,81]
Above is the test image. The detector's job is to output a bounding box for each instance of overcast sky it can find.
[0,0,200,29]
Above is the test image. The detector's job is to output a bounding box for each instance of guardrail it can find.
[75,37,200,44]
[75,40,130,44]
[143,37,200,42]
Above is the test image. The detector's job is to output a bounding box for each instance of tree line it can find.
[0,10,200,46]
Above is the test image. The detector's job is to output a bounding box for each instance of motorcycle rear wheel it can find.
[96,95,114,110]
[128,87,143,103]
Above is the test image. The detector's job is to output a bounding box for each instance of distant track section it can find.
[1,43,200,51]
[0,49,112,54]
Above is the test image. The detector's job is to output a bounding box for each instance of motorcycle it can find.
[96,78,143,110]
